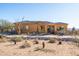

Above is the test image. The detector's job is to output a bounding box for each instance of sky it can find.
[0,3,79,28]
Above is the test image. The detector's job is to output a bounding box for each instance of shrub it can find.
[48,38,56,43]
[15,37,23,42]
[41,48,55,53]
[72,37,79,47]
[73,38,79,43]
[0,35,7,43]
[19,45,26,49]
[33,39,39,44]
[0,38,6,42]
[10,37,23,44]
[58,41,62,45]
[0,35,3,39]
[0,36,8,43]
[24,40,33,47]
[34,47,41,51]
[11,39,16,44]
[19,40,32,49]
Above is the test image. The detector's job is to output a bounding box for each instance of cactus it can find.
[42,42,45,49]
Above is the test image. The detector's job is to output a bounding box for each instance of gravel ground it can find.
[0,39,79,56]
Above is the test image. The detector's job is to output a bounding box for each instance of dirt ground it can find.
[0,39,79,56]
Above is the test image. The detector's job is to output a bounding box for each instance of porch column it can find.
[18,23,21,34]
[45,25,48,33]
[54,26,57,31]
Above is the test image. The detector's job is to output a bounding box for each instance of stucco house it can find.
[15,21,68,34]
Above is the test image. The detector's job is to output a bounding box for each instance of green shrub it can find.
[15,37,23,42]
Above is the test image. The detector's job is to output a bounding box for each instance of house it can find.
[15,21,68,34]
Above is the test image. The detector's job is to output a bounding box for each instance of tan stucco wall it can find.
[15,22,68,34]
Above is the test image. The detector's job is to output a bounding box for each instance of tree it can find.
[72,27,76,35]
[0,19,15,33]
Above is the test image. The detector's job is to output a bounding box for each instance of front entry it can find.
[47,26,55,34]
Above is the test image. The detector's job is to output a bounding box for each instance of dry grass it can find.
[0,38,7,43]
[48,38,56,43]
[15,37,23,42]
[33,39,39,44]
[34,47,42,51]
[72,38,79,47]
[0,35,8,43]
[22,40,33,47]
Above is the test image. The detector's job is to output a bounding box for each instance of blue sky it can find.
[0,3,79,28]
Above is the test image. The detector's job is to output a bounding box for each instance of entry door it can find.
[40,26,45,33]
[47,26,55,34]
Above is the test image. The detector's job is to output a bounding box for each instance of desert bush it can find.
[72,35,79,41]
[34,47,55,53]
[34,47,42,51]
[0,35,3,39]
[0,36,2,38]
[19,45,27,49]
[9,37,23,44]
[72,38,79,43]
[72,37,79,47]
[0,36,8,43]
[19,40,32,49]
[33,39,39,44]
[0,38,7,42]
[24,40,33,47]
[58,41,62,45]
[15,37,23,42]
[0,35,7,42]
[48,38,56,43]
[41,48,55,53]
